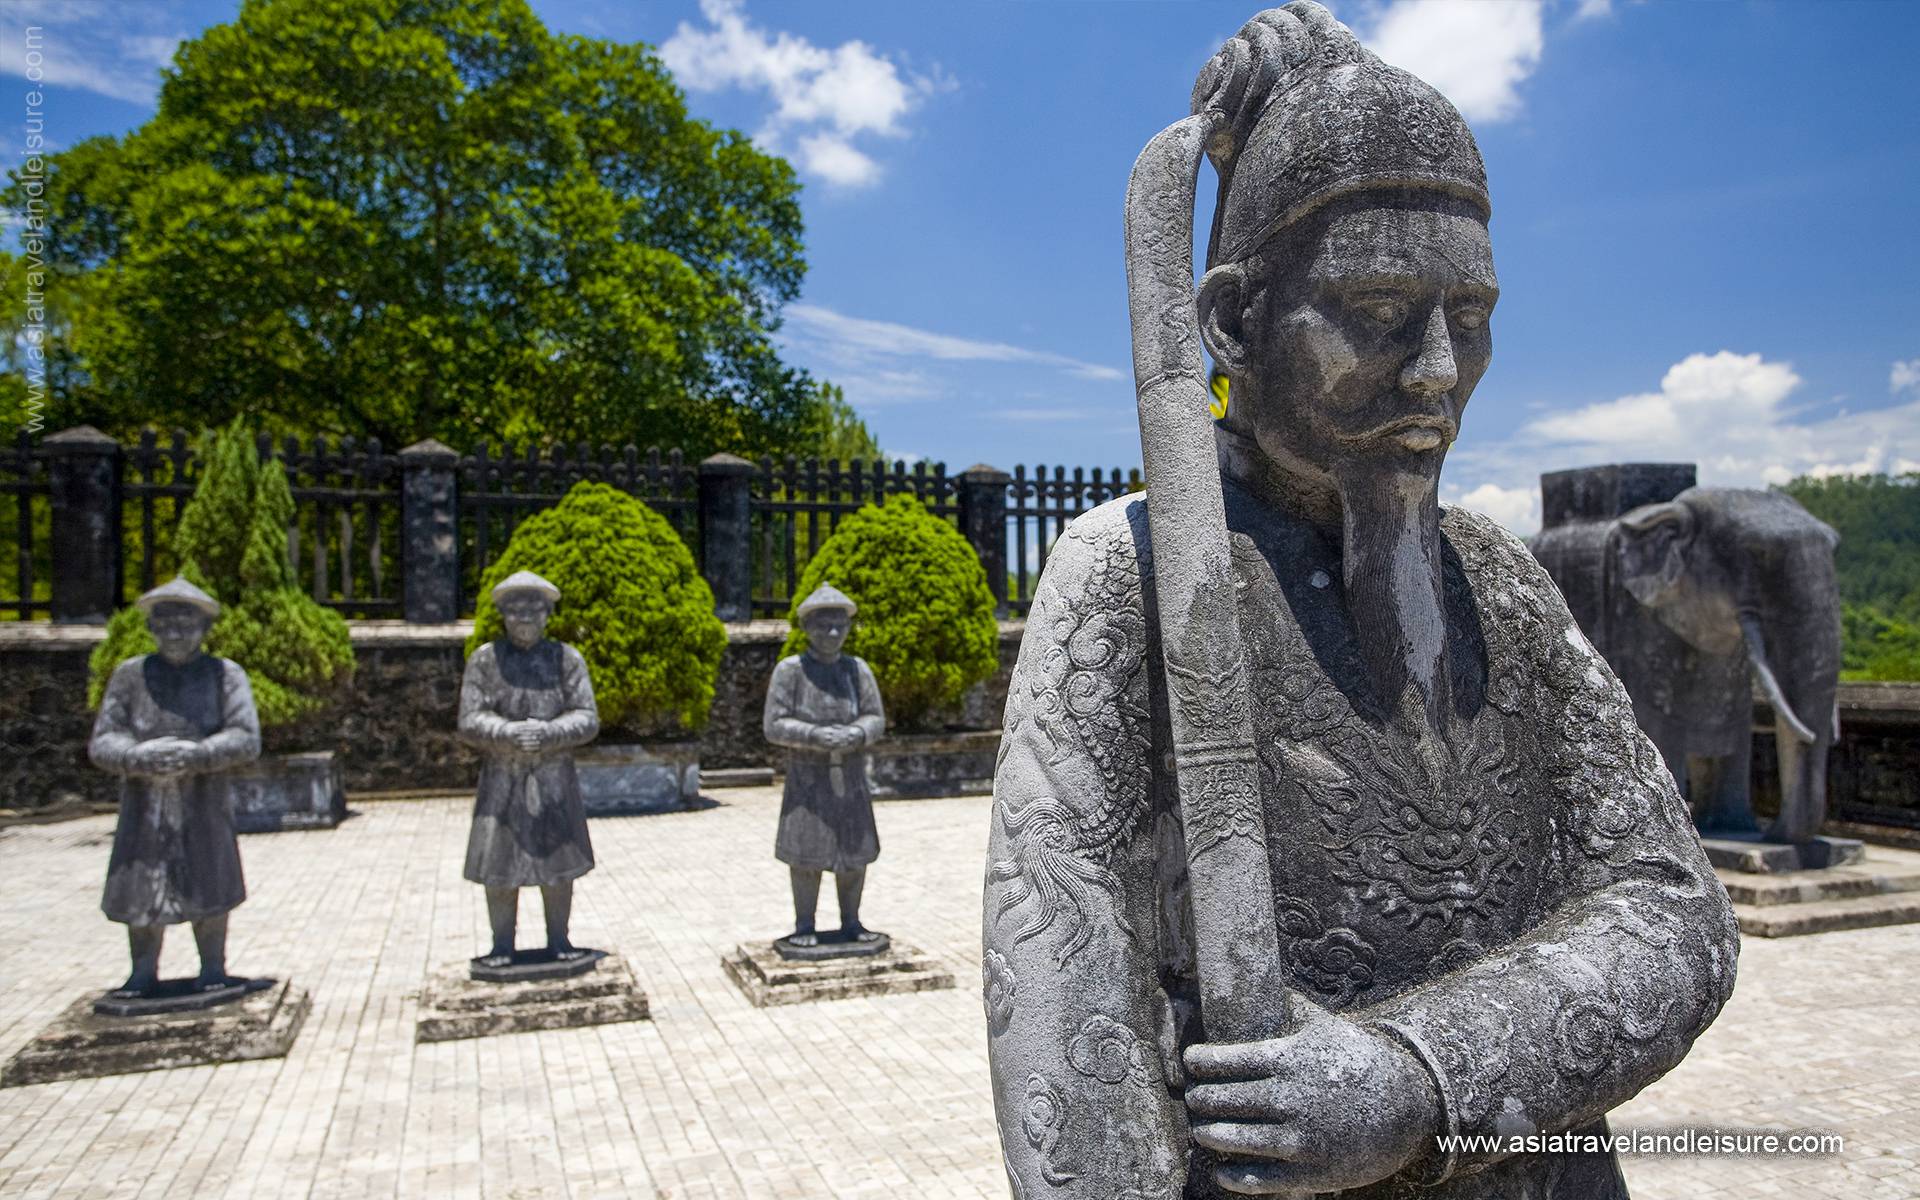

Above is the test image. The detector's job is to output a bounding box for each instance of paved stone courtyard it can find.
[2,788,1916,1199]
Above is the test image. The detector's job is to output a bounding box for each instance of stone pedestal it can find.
[577,743,700,815]
[867,731,1000,800]
[229,750,347,833]
[1717,842,1920,937]
[1,979,309,1087]
[722,937,953,1008]
[1701,834,1865,874]
[415,952,649,1042]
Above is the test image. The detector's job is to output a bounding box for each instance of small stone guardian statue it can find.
[985,5,1738,1196]
[763,583,887,955]
[458,570,600,973]
[90,577,261,1004]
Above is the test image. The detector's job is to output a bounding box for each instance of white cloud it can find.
[1447,349,1920,535]
[1361,0,1544,124]
[1451,482,1540,533]
[0,1,184,106]
[660,0,944,190]
[1892,358,1920,395]
[783,303,1125,382]
[1573,0,1614,20]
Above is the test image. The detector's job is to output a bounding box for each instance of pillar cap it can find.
[958,463,1011,483]
[399,438,460,465]
[44,425,120,455]
[699,452,757,476]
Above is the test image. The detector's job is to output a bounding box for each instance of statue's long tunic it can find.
[90,654,259,926]
[984,491,1739,1199]
[763,654,886,871]
[458,640,599,887]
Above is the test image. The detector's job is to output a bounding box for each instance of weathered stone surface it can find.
[91,976,264,1017]
[988,6,1738,1195]
[721,938,952,1008]
[414,952,648,1043]
[868,730,998,800]
[228,750,346,832]
[1,979,308,1087]
[1717,843,1920,937]
[773,930,890,961]
[1702,835,1864,874]
[1534,469,1844,845]
[577,741,699,815]
[467,947,605,983]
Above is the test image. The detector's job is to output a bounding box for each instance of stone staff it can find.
[1123,54,1295,1043]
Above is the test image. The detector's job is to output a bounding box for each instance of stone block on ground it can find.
[229,751,346,833]
[721,937,954,1008]
[867,731,1000,800]
[577,743,700,816]
[1701,834,1864,874]
[1,978,309,1087]
[1720,843,1920,937]
[414,951,649,1043]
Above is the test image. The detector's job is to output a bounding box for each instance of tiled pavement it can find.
[1,789,1915,1199]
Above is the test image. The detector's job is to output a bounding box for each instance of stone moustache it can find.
[1534,483,1843,843]
[764,584,889,954]
[984,6,1738,1198]
[89,577,261,1004]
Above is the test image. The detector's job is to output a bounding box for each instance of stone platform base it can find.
[1702,834,1865,874]
[1,979,309,1087]
[1720,843,1920,937]
[468,947,604,983]
[231,751,346,833]
[415,952,649,1043]
[722,938,953,1008]
[578,743,700,816]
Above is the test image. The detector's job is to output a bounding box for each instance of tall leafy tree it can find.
[6,0,832,458]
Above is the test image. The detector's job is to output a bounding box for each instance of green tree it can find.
[1779,472,1920,681]
[5,0,837,458]
[88,420,355,724]
[783,494,1000,730]
[468,481,726,733]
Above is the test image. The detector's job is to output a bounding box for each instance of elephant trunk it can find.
[1740,612,1831,843]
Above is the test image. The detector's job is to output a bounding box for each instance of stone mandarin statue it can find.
[90,577,261,999]
[763,584,888,952]
[458,570,601,969]
[984,6,1738,1198]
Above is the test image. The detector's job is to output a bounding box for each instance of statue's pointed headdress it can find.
[1123,2,1488,1049]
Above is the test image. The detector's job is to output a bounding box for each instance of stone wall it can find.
[0,619,1025,809]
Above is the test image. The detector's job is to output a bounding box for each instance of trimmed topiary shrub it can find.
[783,493,1000,730]
[468,480,726,733]
[89,420,356,726]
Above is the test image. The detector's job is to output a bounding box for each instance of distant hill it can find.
[1778,473,1920,681]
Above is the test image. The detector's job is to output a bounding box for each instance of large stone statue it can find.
[458,570,600,971]
[1531,466,1844,850]
[763,583,888,954]
[985,6,1738,1197]
[89,577,261,1002]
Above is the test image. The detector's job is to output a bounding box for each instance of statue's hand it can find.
[509,721,545,752]
[822,725,863,752]
[133,737,199,776]
[1183,1003,1440,1194]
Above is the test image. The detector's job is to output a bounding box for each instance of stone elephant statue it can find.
[1533,485,1841,843]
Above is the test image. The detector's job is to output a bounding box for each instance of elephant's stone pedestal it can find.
[1,979,310,1087]
[721,938,952,1007]
[1701,834,1864,874]
[1716,842,1920,937]
[414,952,648,1042]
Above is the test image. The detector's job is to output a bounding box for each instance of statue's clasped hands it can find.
[505,720,549,753]
[1183,1001,1441,1195]
[812,724,864,753]
[131,736,201,776]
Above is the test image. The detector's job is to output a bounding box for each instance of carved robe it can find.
[90,654,260,926]
[984,489,1739,1199]
[458,639,600,887]
[763,653,887,872]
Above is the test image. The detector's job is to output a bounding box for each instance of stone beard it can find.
[983,4,1738,1198]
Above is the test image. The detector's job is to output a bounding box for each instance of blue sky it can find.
[5,0,1918,532]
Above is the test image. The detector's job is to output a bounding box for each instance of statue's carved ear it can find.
[1614,500,1694,606]
[1197,264,1251,377]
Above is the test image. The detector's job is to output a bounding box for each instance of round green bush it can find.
[468,480,726,734]
[89,419,355,727]
[783,493,1000,730]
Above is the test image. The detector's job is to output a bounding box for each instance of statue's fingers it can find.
[1184,1038,1286,1079]
[1189,1120,1300,1159]
[1212,1159,1321,1196]
[1184,1080,1285,1120]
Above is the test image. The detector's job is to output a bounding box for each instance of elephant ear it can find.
[1614,500,1695,607]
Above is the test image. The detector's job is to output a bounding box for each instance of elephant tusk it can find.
[1741,614,1817,745]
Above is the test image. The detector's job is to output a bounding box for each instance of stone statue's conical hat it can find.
[795,583,856,620]
[490,570,561,605]
[135,576,220,617]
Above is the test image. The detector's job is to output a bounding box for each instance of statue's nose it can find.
[1399,303,1457,398]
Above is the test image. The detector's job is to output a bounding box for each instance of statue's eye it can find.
[1356,297,1408,326]
[1450,303,1490,331]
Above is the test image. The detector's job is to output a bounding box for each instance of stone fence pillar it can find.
[959,464,1011,615]
[699,453,756,622]
[46,426,122,624]
[399,439,461,623]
